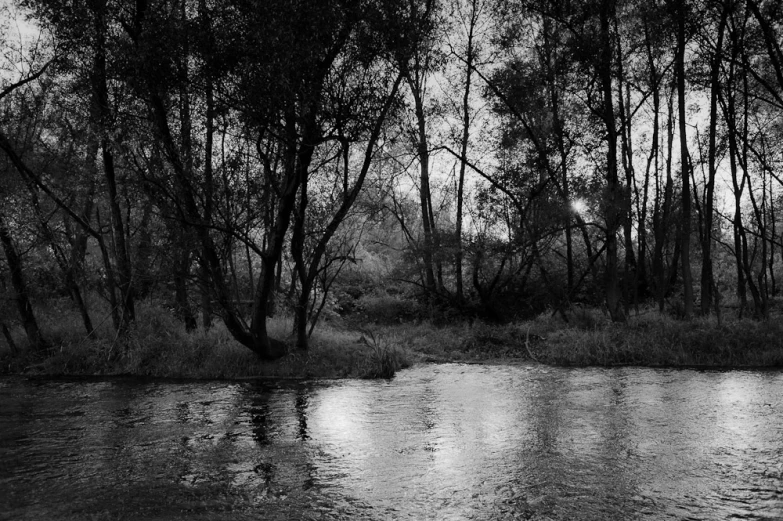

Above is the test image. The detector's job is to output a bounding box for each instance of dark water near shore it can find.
[1,364,782,520]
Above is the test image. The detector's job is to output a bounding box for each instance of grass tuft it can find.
[355,330,406,379]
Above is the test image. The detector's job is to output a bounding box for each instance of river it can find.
[1,364,782,520]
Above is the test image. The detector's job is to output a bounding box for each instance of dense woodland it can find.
[1,0,782,359]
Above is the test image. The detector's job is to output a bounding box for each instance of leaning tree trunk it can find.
[0,212,47,351]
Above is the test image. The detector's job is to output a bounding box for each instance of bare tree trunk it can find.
[2,323,18,354]
[94,207,121,331]
[700,5,728,315]
[676,0,694,319]
[291,75,403,348]
[291,161,309,348]
[655,85,677,311]
[455,0,479,303]
[199,0,215,329]
[638,73,655,303]
[768,167,776,295]
[599,0,625,322]
[173,237,197,331]
[615,38,637,314]
[0,212,47,350]
[133,199,155,298]
[408,76,438,294]
[544,14,574,295]
[741,142,770,318]
[64,184,95,336]
[92,0,135,334]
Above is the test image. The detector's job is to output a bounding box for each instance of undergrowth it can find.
[365,305,783,368]
[530,308,783,367]
[2,299,782,379]
[0,298,410,379]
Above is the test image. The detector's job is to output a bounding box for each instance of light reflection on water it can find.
[1,365,782,520]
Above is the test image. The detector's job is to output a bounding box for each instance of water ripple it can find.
[1,366,782,520]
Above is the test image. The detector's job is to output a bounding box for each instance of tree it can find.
[673,0,695,319]
[392,0,444,296]
[0,11,50,350]
[450,0,486,303]
[699,0,729,315]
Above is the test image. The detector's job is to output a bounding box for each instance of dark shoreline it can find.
[3,307,783,380]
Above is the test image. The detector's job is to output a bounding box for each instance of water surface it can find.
[1,364,782,520]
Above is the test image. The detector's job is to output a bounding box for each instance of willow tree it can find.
[119,0,414,357]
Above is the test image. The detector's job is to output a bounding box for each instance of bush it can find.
[354,293,420,324]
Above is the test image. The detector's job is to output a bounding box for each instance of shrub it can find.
[355,293,419,324]
[356,330,407,379]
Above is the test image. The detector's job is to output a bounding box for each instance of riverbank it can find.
[2,302,782,379]
[527,309,783,368]
[0,309,412,380]
[369,307,783,369]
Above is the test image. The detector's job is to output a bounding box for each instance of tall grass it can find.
[371,320,543,362]
[531,308,783,367]
[0,298,411,379]
[3,297,781,376]
[363,305,783,368]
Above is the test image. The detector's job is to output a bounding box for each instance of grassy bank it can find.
[358,304,783,368]
[395,307,783,368]
[2,299,782,380]
[529,308,783,367]
[0,300,410,379]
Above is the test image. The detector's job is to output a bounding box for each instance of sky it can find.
[1,0,45,82]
